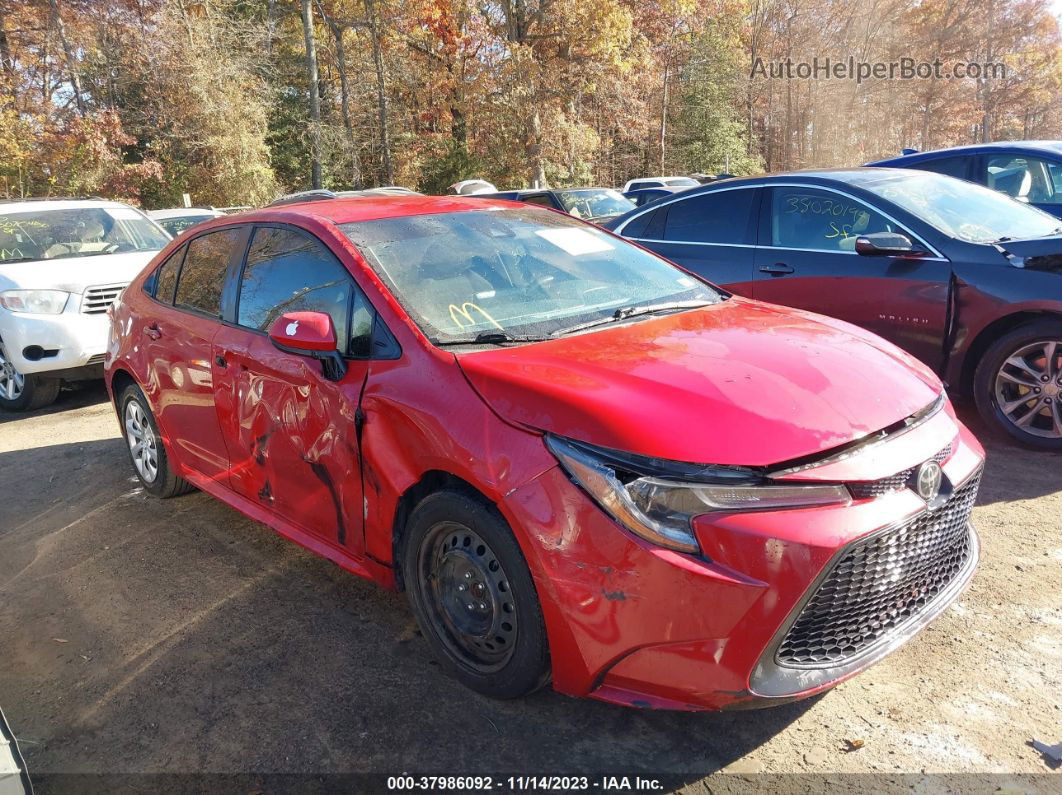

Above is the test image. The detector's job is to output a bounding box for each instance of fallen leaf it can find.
[52,638,68,644]
[844,738,865,752]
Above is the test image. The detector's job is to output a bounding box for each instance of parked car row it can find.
[2,142,1058,717]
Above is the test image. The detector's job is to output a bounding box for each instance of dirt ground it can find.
[0,382,1059,789]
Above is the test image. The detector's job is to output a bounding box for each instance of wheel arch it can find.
[108,366,139,408]
[958,310,1062,393]
[391,470,501,592]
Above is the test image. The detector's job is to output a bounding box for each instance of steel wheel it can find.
[0,347,24,401]
[125,399,160,483]
[418,521,518,673]
[993,339,1062,440]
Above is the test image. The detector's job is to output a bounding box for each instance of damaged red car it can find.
[105,196,985,710]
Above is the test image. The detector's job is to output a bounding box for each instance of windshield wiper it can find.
[550,299,714,338]
[0,257,42,264]
[437,331,552,346]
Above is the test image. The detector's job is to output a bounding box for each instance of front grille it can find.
[85,354,106,366]
[81,283,126,314]
[848,443,953,500]
[777,469,980,667]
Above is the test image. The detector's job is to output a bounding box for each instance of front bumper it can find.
[0,306,111,375]
[501,406,984,711]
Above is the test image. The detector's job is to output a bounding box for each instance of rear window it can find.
[174,228,241,316]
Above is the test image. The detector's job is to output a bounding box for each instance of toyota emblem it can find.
[915,460,943,502]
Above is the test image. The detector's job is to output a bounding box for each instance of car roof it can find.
[868,140,1062,165]
[0,198,140,214]
[148,208,220,219]
[217,195,521,226]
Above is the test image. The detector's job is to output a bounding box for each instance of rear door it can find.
[141,226,246,480]
[751,184,952,371]
[211,224,388,556]
[616,186,760,293]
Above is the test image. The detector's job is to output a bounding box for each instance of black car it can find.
[604,168,1062,448]
[474,188,635,224]
[868,141,1062,219]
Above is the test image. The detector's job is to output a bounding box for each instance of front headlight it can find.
[0,289,70,314]
[546,435,851,555]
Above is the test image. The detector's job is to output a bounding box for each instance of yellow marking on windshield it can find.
[449,302,504,331]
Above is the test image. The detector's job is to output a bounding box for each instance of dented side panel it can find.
[212,324,368,555]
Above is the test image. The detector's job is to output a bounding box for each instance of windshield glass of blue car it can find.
[863,171,1061,243]
[556,189,635,220]
[0,208,170,264]
[340,207,719,343]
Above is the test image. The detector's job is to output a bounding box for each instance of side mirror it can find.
[854,232,925,257]
[268,311,347,381]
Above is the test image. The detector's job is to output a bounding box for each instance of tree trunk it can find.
[528,110,546,188]
[366,0,393,185]
[327,17,360,187]
[658,59,670,174]
[48,0,85,116]
[0,8,15,85]
[300,0,323,189]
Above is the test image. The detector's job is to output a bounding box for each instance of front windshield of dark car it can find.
[557,189,635,219]
[0,207,170,264]
[861,171,1060,243]
[339,207,720,343]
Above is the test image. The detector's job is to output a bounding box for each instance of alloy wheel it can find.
[125,399,160,483]
[993,339,1062,440]
[419,521,518,672]
[0,346,25,401]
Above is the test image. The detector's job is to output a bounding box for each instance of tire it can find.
[973,319,1062,450]
[0,346,60,412]
[118,384,195,497]
[402,490,550,699]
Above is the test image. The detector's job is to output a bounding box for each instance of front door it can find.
[751,185,953,372]
[142,227,245,481]
[211,224,374,555]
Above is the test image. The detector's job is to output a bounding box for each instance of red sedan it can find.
[104,196,985,710]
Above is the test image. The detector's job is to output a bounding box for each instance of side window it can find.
[150,246,185,304]
[520,194,555,208]
[174,228,240,315]
[986,155,1060,205]
[621,209,654,238]
[663,189,755,244]
[915,156,969,180]
[237,226,359,354]
[769,188,899,252]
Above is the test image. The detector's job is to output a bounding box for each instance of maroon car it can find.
[606,168,1062,449]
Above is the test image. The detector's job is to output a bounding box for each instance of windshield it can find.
[663,177,699,187]
[339,207,720,343]
[860,171,1061,243]
[556,189,635,219]
[155,214,215,237]
[0,206,170,264]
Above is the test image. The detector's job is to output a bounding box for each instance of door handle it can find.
[759,262,795,276]
[214,355,227,368]
[144,323,162,340]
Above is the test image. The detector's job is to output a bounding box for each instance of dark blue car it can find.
[603,168,1062,449]
[868,141,1062,218]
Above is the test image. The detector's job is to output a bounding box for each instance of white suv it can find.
[621,176,700,192]
[0,199,170,410]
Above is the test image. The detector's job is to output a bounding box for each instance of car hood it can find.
[458,298,942,467]
[0,250,160,293]
[996,235,1062,274]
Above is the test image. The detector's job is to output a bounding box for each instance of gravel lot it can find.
[0,382,1059,788]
